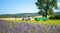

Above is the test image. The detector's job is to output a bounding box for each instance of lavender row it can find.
[0,20,60,33]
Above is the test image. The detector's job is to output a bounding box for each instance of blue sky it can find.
[0,0,60,14]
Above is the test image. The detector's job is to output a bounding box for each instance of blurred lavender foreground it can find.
[0,20,60,33]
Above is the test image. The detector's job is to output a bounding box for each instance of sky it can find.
[0,0,60,14]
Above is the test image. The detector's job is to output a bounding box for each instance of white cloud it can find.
[53,2,60,12]
[57,2,60,10]
[57,2,60,7]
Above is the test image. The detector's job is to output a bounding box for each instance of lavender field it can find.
[0,20,60,33]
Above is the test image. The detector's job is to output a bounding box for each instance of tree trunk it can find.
[45,3,48,17]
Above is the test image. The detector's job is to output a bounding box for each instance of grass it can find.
[0,18,60,26]
[28,19,60,26]
[6,19,60,26]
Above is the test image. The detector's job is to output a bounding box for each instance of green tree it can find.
[35,0,58,17]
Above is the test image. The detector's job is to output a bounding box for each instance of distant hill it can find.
[15,13,39,17]
[0,13,39,18]
[55,12,60,14]
[0,12,60,18]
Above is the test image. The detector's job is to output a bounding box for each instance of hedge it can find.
[49,14,60,19]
